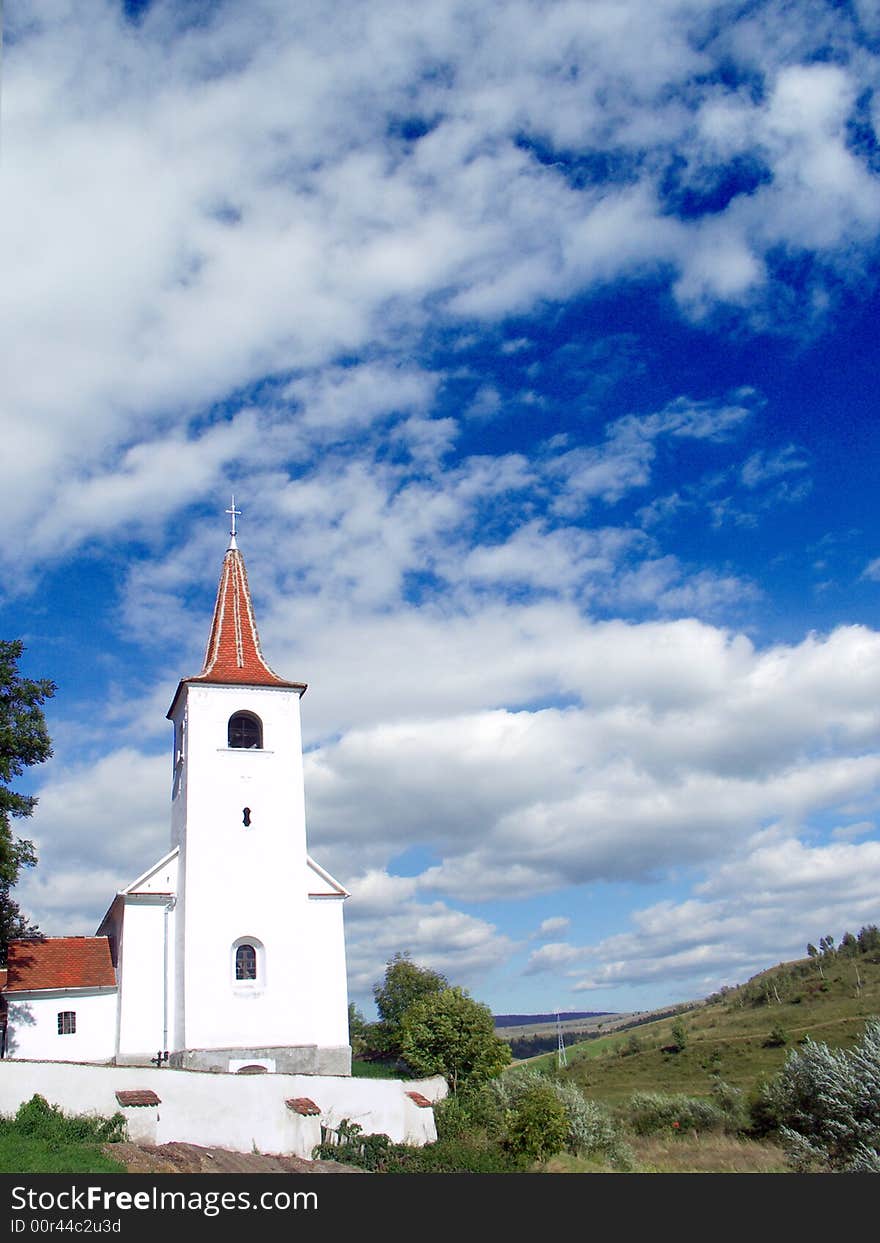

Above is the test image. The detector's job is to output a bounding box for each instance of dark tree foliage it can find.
[363,952,449,1058]
[374,952,448,1031]
[0,640,55,963]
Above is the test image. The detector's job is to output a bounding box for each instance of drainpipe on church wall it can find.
[163,898,177,1058]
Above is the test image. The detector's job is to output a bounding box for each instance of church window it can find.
[235,944,257,980]
[57,1011,76,1035]
[228,712,262,749]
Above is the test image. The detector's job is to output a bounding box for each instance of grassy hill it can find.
[524,937,880,1110]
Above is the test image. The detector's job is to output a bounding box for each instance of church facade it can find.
[2,524,351,1075]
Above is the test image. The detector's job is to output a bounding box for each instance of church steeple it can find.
[167,504,306,717]
[191,501,303,689]
[195,543,288,687]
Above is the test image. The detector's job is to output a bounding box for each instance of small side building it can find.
[3,938,118,1063]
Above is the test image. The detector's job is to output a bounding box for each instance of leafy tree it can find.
[370,952,448,1056]
[348,1002,369,1058]
[0,641,55,963]
[760,1018,880,1171]
[374,952,448,1029]
[399,986,512,1092]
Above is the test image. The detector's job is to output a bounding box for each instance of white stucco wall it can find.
[116,898,176,1064]
[5,992,117,1064]
[0,1062,446,1156]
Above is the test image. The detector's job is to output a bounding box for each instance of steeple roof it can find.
[168,533,306,717]
[193,544,295,687]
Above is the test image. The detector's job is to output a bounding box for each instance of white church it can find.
[1,513,352,1076]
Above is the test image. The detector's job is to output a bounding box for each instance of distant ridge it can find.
[494,1010,612,1028]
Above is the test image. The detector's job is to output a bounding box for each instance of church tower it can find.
[162,506,351,1074]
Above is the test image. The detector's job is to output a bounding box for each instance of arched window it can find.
[228,712,262,749]
[235,944,257,981]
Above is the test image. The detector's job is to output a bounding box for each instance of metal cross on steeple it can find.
[226,496,242,548]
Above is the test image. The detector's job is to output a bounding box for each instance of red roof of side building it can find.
[3,938,116,992]
[168,543,305,716]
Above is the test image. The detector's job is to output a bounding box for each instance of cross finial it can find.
[226,496,241,549]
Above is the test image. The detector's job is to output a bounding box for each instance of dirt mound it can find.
[105,1140,365,1174]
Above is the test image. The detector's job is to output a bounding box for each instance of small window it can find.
[228,712,262,749]
[57,1011,76,1035]
[235,944,257,981]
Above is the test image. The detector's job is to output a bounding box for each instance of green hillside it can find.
[537,931,880,1110]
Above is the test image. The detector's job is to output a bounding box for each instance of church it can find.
[1,511,352,1076]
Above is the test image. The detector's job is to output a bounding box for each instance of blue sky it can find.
[2,0,880,1017]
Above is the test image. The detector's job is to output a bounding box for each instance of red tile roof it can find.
[286,1098,321,1116]
[405,1091,433,1108]
[4,938,116,992]
[116,1090,161,1107]
[191,546,303,689]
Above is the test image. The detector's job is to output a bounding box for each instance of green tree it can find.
[503,1079,569,1162]
[371,952,448,1055]
[760,1018,880,1172]
[399,986,512,1092]
[0,641,55,963]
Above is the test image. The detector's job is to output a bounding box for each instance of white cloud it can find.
[530,833,880,998]
[537,916,570,937]
[2,3,879,570]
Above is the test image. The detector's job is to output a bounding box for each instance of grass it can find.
[352,1058,407,1079]
[0,1094,128,1175]
[625,1133,789,1174]
[535,1135,789,1174]
[0,1131,127,1174]
[547,951,880,1109]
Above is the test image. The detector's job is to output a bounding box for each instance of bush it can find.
[757,1017,880,1172]
[312,1119,393,1171]
[5,1095,125,1145]
[554,1081,634,1169]
[504,1080,569,1162]
[492,1069,633,1168]
[384,1133,523,1173]
[626,1091,727,1136]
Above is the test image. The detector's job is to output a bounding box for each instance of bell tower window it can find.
[228,712,262,749]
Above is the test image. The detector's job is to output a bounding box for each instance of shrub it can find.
[757,1017,880,1172]
[504,1080,569,1162]
[554,1081,634,1169]
[626,1091,727,1136]
[5,1095,126,1145]
[709,1080,748,1132]
[384,1133,523,1173]
[492,1068,633,1168]
[670,1020,688,1051]
[312,1119,393,1171]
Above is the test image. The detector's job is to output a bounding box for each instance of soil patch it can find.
[104,1140,365,1175]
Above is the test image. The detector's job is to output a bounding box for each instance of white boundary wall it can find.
[0,1061,446,1158]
